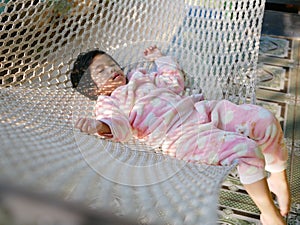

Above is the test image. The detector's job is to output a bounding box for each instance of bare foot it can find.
[243,178,287,225]
[261,211,286,225]
[267,170,291,216]
[143,45,163,61]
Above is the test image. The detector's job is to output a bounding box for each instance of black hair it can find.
[70,50,124,100]
[70,50,106,88]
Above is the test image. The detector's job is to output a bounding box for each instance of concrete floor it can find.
[218,8,300,225]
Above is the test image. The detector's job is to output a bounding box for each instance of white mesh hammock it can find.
[0,0,265,224]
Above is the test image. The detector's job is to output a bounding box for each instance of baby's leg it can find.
[267,170,291,216]
[211,100,290,215]
[174,117,288,224]
[243,178,286,225]
[236,149,287,224]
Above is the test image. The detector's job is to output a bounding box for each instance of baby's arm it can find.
[94,96,133,142]
[127,46,163,80]
[143,46,163,61]
[144,46,184,94]
[75,118,112,138]
[75,97,132,141]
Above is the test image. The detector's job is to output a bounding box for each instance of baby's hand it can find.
[143,45,163,61]
[75,117,111,137]
[191,93,205,102]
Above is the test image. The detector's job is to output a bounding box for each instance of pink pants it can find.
[174,100,288,184]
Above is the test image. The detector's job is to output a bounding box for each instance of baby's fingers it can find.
[75,118,85,129]
[75,118,100,134]
[75,118,91,133]
[144,45,157,55]
[144,45,154,53]
[86,119,99,133]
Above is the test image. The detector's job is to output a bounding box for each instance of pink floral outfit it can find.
[95,56,288,184]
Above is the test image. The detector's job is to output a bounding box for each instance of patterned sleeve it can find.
[152,56,185,94]
[95,96,132,142]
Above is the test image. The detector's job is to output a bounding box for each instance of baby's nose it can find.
[108,67,116,73]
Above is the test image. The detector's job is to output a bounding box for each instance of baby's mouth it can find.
[112,73,122,80]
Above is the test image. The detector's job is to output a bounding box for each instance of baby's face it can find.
[89,54,126,96]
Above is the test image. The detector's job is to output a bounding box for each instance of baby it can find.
[71,46,291,225]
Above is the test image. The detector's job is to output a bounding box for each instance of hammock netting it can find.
[0,0,265,224]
